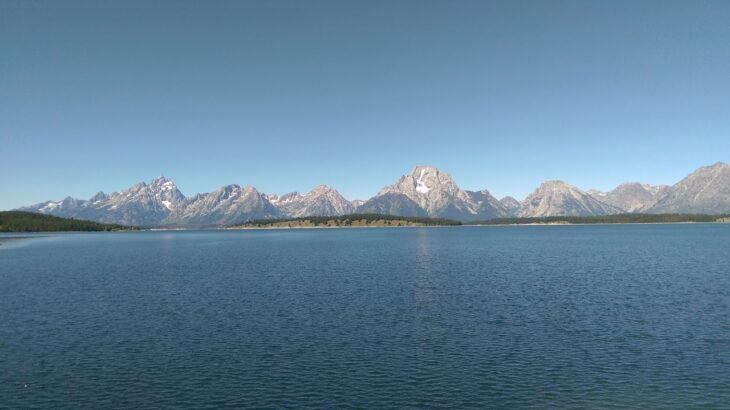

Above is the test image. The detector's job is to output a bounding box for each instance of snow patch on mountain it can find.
[415,169,430,194]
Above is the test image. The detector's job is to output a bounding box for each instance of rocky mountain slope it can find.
[26,176,187,225]
[499,196,521,216]
[268,185,355,217]
[588,183,670,213]
[647,162,730,214]
[357,193,428,217]
[519,180,622,217]
[173,185,280,225]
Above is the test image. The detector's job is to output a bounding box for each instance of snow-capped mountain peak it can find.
[363,165,508,220]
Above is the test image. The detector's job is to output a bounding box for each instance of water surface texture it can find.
[1,226,729,408]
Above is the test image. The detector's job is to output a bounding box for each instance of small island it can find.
[232,213,462,229]
[0,211,136,232]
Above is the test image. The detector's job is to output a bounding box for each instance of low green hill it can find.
[0,211,135,232]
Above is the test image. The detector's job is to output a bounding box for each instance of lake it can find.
[1,225,729,408]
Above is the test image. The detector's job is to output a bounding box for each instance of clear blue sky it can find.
[2,0,729,210]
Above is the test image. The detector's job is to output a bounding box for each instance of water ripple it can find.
[0,226,729,408]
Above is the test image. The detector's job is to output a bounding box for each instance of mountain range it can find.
[18,162,730,226]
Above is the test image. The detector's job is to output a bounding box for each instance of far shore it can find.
[4,220,728,233]
[228,220,729,230]
[228,224,453,230]
[463,221,722,227]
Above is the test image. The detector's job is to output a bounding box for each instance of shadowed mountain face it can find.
[17,162,730,225]
[647,162,730,214]
[357,193,428,217]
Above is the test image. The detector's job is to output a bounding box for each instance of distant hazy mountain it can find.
[499,196,521,216]
[519,180,622,217]
[588,183,670,213]
[17,162,730,225]
[359,166,509,221]
[268,185,355,217]
[647,162,730,214]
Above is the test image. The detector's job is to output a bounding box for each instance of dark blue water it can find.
[1,225,729,408]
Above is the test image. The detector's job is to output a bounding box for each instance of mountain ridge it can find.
[17,162,730,225]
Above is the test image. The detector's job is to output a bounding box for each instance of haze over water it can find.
[1,225,729,408]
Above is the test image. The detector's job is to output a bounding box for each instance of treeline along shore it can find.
[0,211,136,232]
[234,213,730,228]
[2,211,729,232]
[232,214,463,228]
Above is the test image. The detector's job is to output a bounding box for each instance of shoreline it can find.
[2,221,727,233]
[230,221,728,230]
[462,221,723,227]
[228,224,453,230]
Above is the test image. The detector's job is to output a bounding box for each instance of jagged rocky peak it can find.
[148,176,181,195]
[643,184,671,197]
[408,165,460,195]
[519,180,621,217]
[409,165,455,193]
[88,191,108,203]
[119,176,186,211]
[281,192,303,202]
[267,192,302,204]
[212,184,266,201]
[308,184,338,195]
[207,184,241,201]
[305,185,350,204]
[379,166,460,212]
[24,175,190,226]
[150,175,171,186]
[45,196,85,211]
[175,183,281,225]
[110,175,178,196]
[156,177,185,203]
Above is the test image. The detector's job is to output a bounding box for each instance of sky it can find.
[1,0,729,210]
